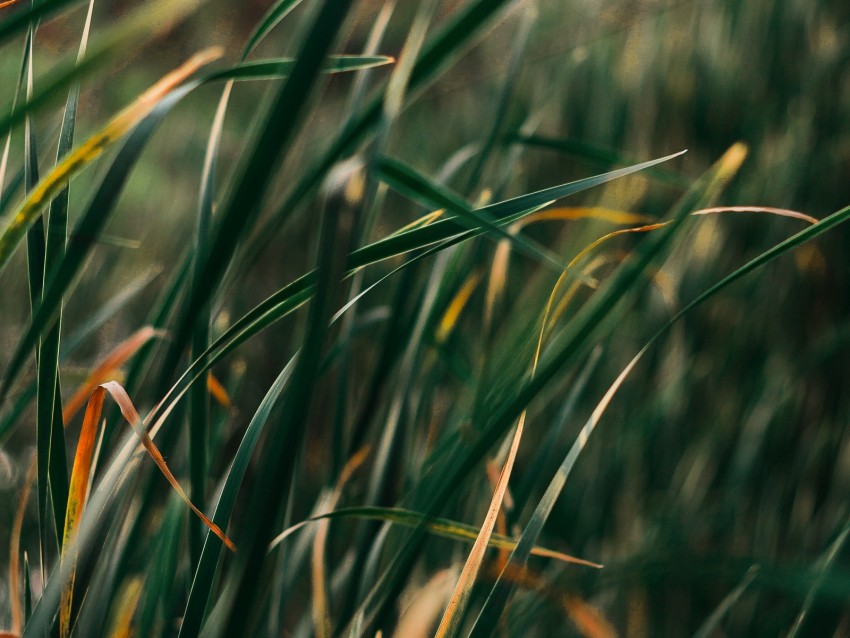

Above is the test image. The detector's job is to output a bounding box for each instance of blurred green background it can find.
[2,0,849,635]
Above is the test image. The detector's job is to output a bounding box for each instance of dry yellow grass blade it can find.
[8,457,35,636]
[60,385,106,637]
[312,446,370,638]
[436,271,482,343]
[0,47,222,272]
[435,411,526,638]
[63,326,163,425]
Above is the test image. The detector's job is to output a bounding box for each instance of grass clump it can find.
[1,0,849,636]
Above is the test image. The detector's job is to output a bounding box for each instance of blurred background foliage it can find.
[1,0,849,635]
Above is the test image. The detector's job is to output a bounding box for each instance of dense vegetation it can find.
[1,0,849,635]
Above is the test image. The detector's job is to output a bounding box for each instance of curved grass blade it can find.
[269,506,601,570]
[345,144,743,634]
[241,0,302,60]
[95,381,234,550]
[205,55,394,82]
[62,326,162,424]
[178,357,297,638]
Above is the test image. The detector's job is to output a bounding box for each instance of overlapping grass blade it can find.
[268,506,600,568]
[344,145,738,634]
[468,187,850,637]
[0,52,219,412]
[156,0,357,401]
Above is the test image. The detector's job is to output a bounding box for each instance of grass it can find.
[1,0,849,636]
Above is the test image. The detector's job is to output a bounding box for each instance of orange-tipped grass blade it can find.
[63,326,163,424]
[0,48,223,274]
[97,380,236,552]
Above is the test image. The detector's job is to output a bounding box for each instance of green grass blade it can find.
[157,0,358,401]
[179,356,296,638]
[205,55,394,82]
[374,154,592,281]
[235,0,519,279]
[0,0,83,45]
[240,0,302,60]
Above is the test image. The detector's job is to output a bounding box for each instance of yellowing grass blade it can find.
[513,206,654,230]
[436,271,482,343]
[435,409,526,638]
[97,380,236,552]
[107,577,143,638]
[0,47,222,274]
[267,505,600,568]
[396,568,459,638]
[62,326,163,424]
